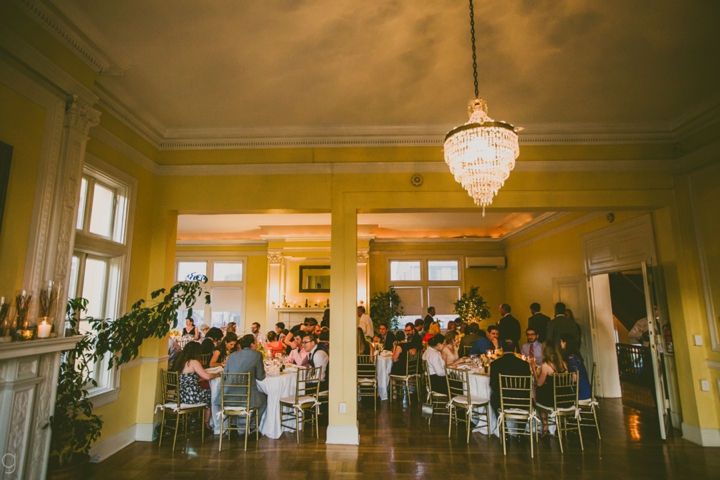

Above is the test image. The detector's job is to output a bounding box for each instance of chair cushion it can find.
[358,377,377,385]
[280,395,318,406]
[162,402,206,412]
[578,399,593,406]
[450,395,469,405]
[223,406,250,414]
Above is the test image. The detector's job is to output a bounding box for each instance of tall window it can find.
[68,160,133,404]
[389,257,462,327]
[175,256,247,332]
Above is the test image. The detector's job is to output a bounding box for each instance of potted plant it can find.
[46,275,209,479]
[369,286,404,332]
[453,285,491,324]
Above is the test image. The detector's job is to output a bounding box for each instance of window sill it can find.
[87,386,120,408]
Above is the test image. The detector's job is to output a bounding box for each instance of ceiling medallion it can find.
[443,0,520,216]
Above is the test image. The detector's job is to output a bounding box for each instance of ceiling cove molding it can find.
[89,126,160,174]
[505,212,607,252]
[94,84,165,146]
[11,0,125,75]
[0,23,97,105]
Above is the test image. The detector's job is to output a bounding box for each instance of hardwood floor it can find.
[87,397,719,479]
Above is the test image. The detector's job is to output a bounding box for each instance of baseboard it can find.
[325,423,360,445]
[89,424,137,462]
[88,423,156,462]
[682,422,720,446]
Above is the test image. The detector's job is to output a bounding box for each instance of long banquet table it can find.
[209,368,298,439]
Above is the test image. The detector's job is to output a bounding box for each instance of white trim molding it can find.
[682,422,720,447]
[88,422,154,463]
[325,424,360,445]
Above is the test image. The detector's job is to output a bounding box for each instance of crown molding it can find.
[0,23,97,104]
[505,212,607,252]
[94,82,165,146]
[12,0,126,75]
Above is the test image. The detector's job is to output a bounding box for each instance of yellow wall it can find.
[0,84,45,296]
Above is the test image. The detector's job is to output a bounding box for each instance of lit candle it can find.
[37,320,51,339]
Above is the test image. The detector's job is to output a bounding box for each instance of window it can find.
[389,258,462,327]
[70,160,134,406]
[175,255,247,331]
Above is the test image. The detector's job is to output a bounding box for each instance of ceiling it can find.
[47,0,720,141]
[176,212,556,243]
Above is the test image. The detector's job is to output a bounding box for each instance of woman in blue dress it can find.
[560,333,591,401]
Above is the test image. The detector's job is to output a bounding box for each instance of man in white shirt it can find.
[422,334,448,394]
[251,322,267,343]
[357,306,374,338]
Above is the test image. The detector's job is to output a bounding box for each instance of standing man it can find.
[528,303,551,343]
[424,307,436,327]
[521,328,542,365]
[357,306,374,338]
[546,302,582,346]
[251,322,267,343]
[498,303,521,346]
[222,334,267,422]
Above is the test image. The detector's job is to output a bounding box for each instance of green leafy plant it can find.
[369,286,404,331]
[453,285,490,323]
[48,274,209,468]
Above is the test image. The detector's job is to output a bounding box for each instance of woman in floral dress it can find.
[171,341,220,430]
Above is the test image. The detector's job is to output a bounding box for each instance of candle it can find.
[37,321,51,339]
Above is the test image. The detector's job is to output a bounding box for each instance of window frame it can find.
[71,154,136,408]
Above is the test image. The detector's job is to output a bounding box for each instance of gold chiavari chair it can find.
[218,372,259,451]
[577,362,601,439]
[535,372,584,453]
[357,355,378,411]
[422,360,449,425]
[389,350,421,404]
[157,370,207,451]
[445,366,489,443]
[498,374,536,457]
[279,366,323,443]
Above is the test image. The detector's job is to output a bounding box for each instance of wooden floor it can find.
[87,397,719,479]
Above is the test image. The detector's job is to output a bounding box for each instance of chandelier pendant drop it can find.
[443,1,520,216]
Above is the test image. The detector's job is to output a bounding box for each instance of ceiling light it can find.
[443,0,520,215]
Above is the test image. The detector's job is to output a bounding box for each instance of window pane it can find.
[68,255,80,299]
[390,261,421,281]
[211,311,241,330]
[76,177,88,230]
[177,261,207,281]
[82,258,107,318]
[428,261,459,281]
[213,262,243,281]
[89,183,114,237]
[211,287,243,330]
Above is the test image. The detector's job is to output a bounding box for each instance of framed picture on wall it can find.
[0,142,12,236]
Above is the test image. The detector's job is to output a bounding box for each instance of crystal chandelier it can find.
[443,0,519,215]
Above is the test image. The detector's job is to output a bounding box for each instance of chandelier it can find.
[443,0,520,215]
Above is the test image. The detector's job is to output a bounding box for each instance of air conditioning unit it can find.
[465,256,506,269]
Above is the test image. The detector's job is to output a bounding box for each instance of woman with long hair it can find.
[530,339,567,436]
[182,317,200,340]
[391,329,410,376]
[209,332,237,367]
[560,333,591,400]
[423,322,441,344]
[442,330,461,365]
[357,327,374,356]
[171,342,219,430]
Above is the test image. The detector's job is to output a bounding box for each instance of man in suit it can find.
[490,339,532,413]
[459,322,482,357]
[424,306,436,328]
[498,303,521,346]
[546,302,582,346]
[528,302,551,343]
[222,334,267,423]
[374,323,395,352]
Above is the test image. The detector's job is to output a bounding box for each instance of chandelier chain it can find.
[469,0,479,98]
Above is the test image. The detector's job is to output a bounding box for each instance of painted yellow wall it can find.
[245,254,268,326]
[0,84,45,296]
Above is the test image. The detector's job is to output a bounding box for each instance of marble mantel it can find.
[275,307,326,328]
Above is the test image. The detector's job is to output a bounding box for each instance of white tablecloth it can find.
[209,370,297,439]
[376,355,394,401]
[468,373,498,436]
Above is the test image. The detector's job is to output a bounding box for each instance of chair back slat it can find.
[406,351,419,376]
[220,372,252,409]
[423,360,432,390]
[553,372,579,409]
[162,370,180,404]
[445,367,470,403]
[296,366,322,403]
[357,355,376,379]
[499,374,533,411]
[200,353,211,368]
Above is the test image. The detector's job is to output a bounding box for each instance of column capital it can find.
[267,251,284,264]
[356,251,369,264]
[65,95,101,135]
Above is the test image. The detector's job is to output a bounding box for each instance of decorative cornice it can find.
[12,0,126,75]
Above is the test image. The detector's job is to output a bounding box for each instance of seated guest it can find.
[313,323,323,336]
[172,342,219,430]
[265,331,286,358]
[521,328,542,365]
[357,327,374,356]
[446,320,456,333]
[321,308,330,328]
[275,322,286,343]
[201,327,223,356]
[560,333,591,401]
[391,330,411,376]
[286,331,309,366]
[469,325,499,356]
[459,322,482,357]
[415,318,426,338]
[182,317,200,340]
[531,340,567,436]
[225,322,237,334]
[423,322,441,344]
[251,322,267,343]
[304,333,329,392]
[210,332,237,367]
[222,334,267,422]
[422,334,448,394]
[404,322,423,352]
[199,324,210,339]
[374,323,395,352]
[489,339,532,413]
[319,328,330,352]
[442,330,461,365]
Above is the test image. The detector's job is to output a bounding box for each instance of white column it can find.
[356,250,369,308]
[266,250,283,328]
